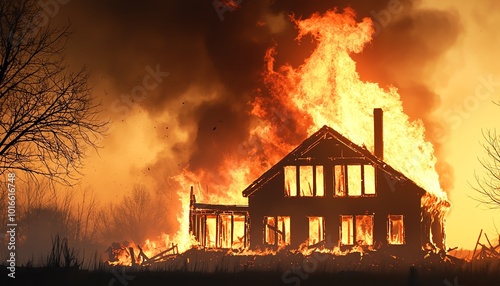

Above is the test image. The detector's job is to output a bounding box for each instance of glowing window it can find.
[334,165,346,196]
[388,215,405,245]
[364,165,376,195]
[205,215,217,248]
[264,216,290,246]
[264,216,276,245]
[232,215,246,249]
[219,214,232,248]
[277,216,291,246]
[316,166,325,196]
[348,165,362,196]
[340,215,354,245]
[355,215,374,245]
[285,165,324,197]
[300,166,314,196]
[308,216,324,245]
[284,166,297,196]
[218,214,246,249]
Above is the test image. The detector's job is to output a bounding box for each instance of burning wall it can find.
[241,115,448,254]
[105,7,454,263]
[174,7,450,254]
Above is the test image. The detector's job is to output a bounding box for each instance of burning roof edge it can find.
[192,203,249,212]
[242,125,447,205]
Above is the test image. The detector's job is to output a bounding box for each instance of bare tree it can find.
[16,179,75,263]
[473,127,500,209]
[0,0,107,185]
[101,184,174,245]
[73,185,101,244]
[14,180,104,263]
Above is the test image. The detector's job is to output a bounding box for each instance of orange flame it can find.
[255,8,449,218]
[107,234,185,266]
[119,7,449,260]
[258,8,448,203]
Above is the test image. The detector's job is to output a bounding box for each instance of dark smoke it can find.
[60,0,461,198]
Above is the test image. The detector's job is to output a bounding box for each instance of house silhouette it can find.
[189,109,449,257]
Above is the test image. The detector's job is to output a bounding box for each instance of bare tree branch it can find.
[0,0,108,186]
[471,128,500,209]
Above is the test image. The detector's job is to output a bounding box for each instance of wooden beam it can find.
[193,203,249,212]
[202,215,207,247]
[142,244,179,265]
[296,167,301,197]
[472,229,483,260]
[216,213,220,248]
[244,215,248,248]
[361,164,365,195]
[137,245,149,265]
[483,233,500,257]
[266,223,284,236]
[230,214,234,248]
[313,165,317,196]
[129,247,136,266]
[484,233,495,249]
[281,218,286,244]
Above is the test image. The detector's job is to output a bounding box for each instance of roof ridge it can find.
[241,125,426,197]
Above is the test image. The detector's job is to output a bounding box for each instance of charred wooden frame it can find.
[189,188,250,249]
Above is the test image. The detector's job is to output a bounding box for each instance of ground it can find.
[1,249,499,286]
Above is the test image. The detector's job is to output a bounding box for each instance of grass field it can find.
[1,246,500,286]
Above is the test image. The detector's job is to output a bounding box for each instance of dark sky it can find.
[58,1,461,185]
[37,0,462,212]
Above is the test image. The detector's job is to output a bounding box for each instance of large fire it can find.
[109,8,449,265]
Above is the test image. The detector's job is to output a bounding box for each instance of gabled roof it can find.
[242,125,426,197]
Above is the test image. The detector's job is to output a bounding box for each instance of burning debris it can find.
[106,242,132,265]
[106,240,179,266]
[471,229,500,260]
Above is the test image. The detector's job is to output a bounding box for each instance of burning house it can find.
[189,108,450,256]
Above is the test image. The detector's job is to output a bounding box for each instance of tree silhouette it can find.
[473,128,500,209]
[11,180,104,264]
[101,184,174,245]
[0,0,107,185]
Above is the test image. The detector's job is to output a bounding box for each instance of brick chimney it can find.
[374,108,383,160]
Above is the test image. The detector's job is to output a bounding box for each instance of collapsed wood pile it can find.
[138,247,472,274]
[472,229,500,260]
[105,229,500,273]
[106,241,179,266]
[139,243,179,266]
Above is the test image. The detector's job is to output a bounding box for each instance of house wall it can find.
[248,165,424,256]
